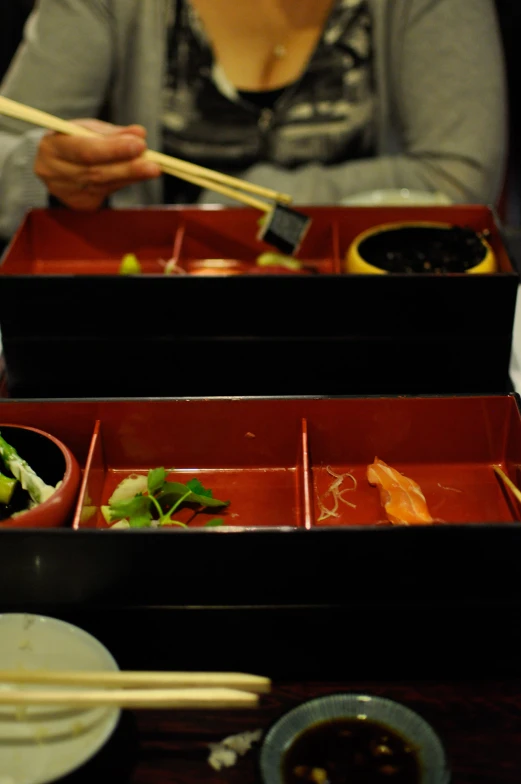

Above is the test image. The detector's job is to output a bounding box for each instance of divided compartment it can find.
[306,395,521,526]
[0,207,340,277]
[0,400,97,528]
[73,399,310,529]
[334,204,517,274]
[175,209,339,274]
[0,208,184,276]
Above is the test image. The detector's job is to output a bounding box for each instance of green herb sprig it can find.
[108,468,229,529]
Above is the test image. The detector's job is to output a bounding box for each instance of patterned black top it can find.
[162,0,375,203]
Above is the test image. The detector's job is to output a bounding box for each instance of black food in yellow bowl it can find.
[345,222,495,275]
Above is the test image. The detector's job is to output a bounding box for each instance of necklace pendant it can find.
[258,108,274,132]
[273,44,287,59]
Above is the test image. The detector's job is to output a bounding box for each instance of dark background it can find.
[0,0,36,82]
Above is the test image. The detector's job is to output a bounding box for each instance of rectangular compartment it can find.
[0,205,518,399]
[74,400,307,529]
[176,209,338,274]
[336,204,516,273]
[0,206,338,277]
[308,395,521,526]
[0,208,184,275]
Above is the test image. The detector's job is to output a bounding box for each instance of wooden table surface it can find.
[62,678,521,784]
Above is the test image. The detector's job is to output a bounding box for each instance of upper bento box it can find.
[0,205,518,399]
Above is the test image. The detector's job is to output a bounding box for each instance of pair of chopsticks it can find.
[0,95,291,214]
[0,669,270,710]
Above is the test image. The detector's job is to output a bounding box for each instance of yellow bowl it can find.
[345,221,496,275]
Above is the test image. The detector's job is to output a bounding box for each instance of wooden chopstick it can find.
[0,669,271,693]
[0,95,292,207]
[493,465,521,505]
[0,687,259,710]
[161,162,272,212]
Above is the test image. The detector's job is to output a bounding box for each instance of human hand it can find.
[34,119,161,210]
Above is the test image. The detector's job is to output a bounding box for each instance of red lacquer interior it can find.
[308,396,521,525]
[0,395,519,530]
[74,400,308,529]
[0,205,514,277]
[177,210,338,274]
[0,209,182,276]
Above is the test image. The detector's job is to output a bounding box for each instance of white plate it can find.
[510,283,521,395]
[0,614,120,784]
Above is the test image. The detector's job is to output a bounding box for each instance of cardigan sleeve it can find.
[0,0,113,239]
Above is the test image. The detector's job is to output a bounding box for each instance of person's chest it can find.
[162,0,376,171]
[188,0,336,90]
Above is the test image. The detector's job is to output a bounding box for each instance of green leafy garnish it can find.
[159,481,229,508]
[148,467,167,495]
[108,469,229,529]
[128,510,154,529]
[205,518,224,527]
[185,477,213,498]
[109,493,151,523]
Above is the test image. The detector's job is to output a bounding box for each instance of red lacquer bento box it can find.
[0,205,518,399]
[0,394,520,615]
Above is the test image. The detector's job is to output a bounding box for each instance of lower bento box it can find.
[0,394,519,610]
[0,205,518,398]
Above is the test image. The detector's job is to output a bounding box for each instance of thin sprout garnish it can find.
[317,466,357,522]
[162,257,187,275]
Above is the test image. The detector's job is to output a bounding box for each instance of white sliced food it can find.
[108,474,148,504]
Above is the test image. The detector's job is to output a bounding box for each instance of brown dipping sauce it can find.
[282,718,421,784]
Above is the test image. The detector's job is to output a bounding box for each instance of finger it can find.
[85,157,162,185]
[48,170,161,211]
[76,172,161,196]
[37,152,161,188]
[41,131,147,166]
